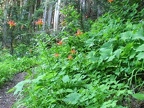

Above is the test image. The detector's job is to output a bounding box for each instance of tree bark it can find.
[2,0,8,48]
[53,0,61,32]
[43,0,49,31]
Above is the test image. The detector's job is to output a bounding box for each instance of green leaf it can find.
[120,31,133,41]
[107,55,115,62]
[100,48,112,60]
[132,29,144,40]
[62,75,70,83]
[85,38,94,47]
[87,51,97,63]
[14,79,31,95]
[114,49,122,58]
[101,39,115,48]
[136,44,144,52]
[101,100,117,108]
[132,93,144,100]
[136,52,144,60]
[32,74,46,83]
[63,92,81,104]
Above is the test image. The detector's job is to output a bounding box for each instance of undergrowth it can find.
[6,1,144,108]
[0,50,37,86]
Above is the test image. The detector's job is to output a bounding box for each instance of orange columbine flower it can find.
[57,40,63,45]
[54,53,59,57]
[108,0,113,3]
[35,19,43,26]
[68,55,73,60]
[70,49,76,54]
[75,29,83,36]
[8,20,16,28]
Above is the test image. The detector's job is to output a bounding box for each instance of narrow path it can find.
[0,72,26,108]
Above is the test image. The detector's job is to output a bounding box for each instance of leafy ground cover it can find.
[0,1,144,108]
[11,9,144,108]
[0,51,37,86]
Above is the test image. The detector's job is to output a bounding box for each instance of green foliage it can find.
[12,14,144,108]
[0,51,37,86]
[132,93,144,100]
[108,0,144,22]
[60,5,81,35]
[1,1,143,108]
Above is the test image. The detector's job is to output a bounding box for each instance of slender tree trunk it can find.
[2,0,8,48]
[43,0,49,31]
[21,0,27,19]
[80,0,86,31]
[47,3,52,28]
[53,0,61,32]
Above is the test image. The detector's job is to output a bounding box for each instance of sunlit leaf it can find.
[100,48,112,60]
[62,75,70,83]
[63,92,81,104]
[132,28,144,40]
[120,31,133,41]
[114,49,122,58]
[136,52,144,60]
[14,79,31,95]
[136,44,144,52]
[132,93,144,100]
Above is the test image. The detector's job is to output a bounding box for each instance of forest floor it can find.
[0,72,26,108]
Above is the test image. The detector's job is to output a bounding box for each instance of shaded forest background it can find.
[0,0,143,55]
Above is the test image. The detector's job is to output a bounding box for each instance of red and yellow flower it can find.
[35,19,43,26]
[68,55,73,60]
[57,40,63,45]
[54,53,60,57]
[70,49,76,54]
[8,20,16,28]
[75,29,83,36]
[108,0,113,3]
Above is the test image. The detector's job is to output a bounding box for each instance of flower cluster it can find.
[54,53,60,57]
[75,29,83,36]
[108,0,113,3]
[54,29,81,60]
[35,19,43,26]
[70,49,76,54]
[57,40,63,45]
[68,55,73,60]
[7,20,16,28]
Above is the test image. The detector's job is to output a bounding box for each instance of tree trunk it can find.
[43,0,49,31]
[47,3,52,28]
[53,0,61,32]
[2,0,8,48]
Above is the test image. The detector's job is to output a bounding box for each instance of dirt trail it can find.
[0,72,26,108]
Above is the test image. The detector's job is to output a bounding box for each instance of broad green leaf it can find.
[32,74,46,83]
[14,79,31,95]
[63,92,81,104]
[107,55,115,62]
[132,27,144,40]
[132,93,144,100]
[136,44,144,52]
[100,48,112,60]
[101,39,115,48]
[136,52,144,60]
[114,49,122,58]
[85,38,94,47]
[87,51,97,63]
[129,50,136,59]
[120,31,133,41]
[62,75,70,83]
